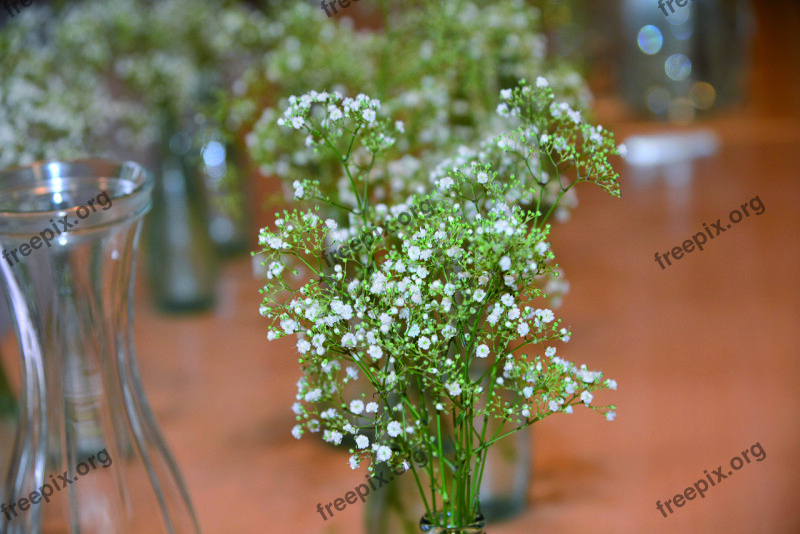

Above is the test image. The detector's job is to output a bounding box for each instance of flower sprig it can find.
[257,84,620,529]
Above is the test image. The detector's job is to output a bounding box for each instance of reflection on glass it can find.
[620,0,753,123]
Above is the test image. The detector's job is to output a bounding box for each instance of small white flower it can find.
[292,180,305,199]
[501,294,514,307]
[418,336,431,350]
[297,339,311,354]
[367,345,383,360]
[537,309,555,323]
[438,176,454,190]
[521,408,531,417]
[548,400,561,412]
[329,107,343,121]
[292,402,303,415]
[408,246,421,261]
[324,430,343,445]
[446,382,462,396]
[536,76,549,88]
[580,390,593,405]
[500,88,513,100]
[355,435,369,449]
[545,347,557,358]
[476,344,490,358]
[341,333,357,348]
[290,116,304,129]
[617,144,628,157]
[565,405,574,414]
[473,289,486,302]
[325,219,338,230]
[477,171,489,184]
[387,421,403,437]
[508,307,521,320]
[606,411,616,421]
[523,386,533,398]
[441,297,452,313]
[267,236,286,250]
[366,402,379,413]
[517,323,530,336]
[560,328,571,342]
[442,325,457,339]
[578,369,599,384]
[376,445,392,462]
[292,425,303,439]
[606,379,618,391]
[444,283,456,296]
[435,403,444,410]
[350,400,365,414]
[395,120,405,133]
[363,109,376,123]
[304,388,322,402]
[349,455,360,469]
[499,256,511,271]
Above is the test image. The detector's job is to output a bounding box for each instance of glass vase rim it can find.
[0,158,153,235]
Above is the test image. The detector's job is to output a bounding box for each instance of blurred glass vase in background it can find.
[0,160,200,533]
[146,111,218,312]
[620,0,754,123]
[199,130,252,257]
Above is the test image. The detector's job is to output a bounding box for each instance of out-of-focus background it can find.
[1,0,798,533]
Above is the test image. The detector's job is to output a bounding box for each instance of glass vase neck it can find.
[420,512,486,534]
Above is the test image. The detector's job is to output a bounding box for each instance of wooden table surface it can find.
[3,2,800,533]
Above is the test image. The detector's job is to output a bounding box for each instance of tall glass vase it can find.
[146,111,217,312]
[0,160,201,533]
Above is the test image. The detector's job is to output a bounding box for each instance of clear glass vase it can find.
[199,131,251,257]
[419,513,486,534]
[0,160,201,533]
[146,111,217,312]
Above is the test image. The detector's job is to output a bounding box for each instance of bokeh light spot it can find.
[637,25,663,55]
[690,82,716,110]
[665,54,692,81]
[646,86,671,115]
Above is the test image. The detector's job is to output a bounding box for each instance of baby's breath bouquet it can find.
[245,0,592,212]
[0,0,273,172]
[0,6,147,169]
[256,78,622,531]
